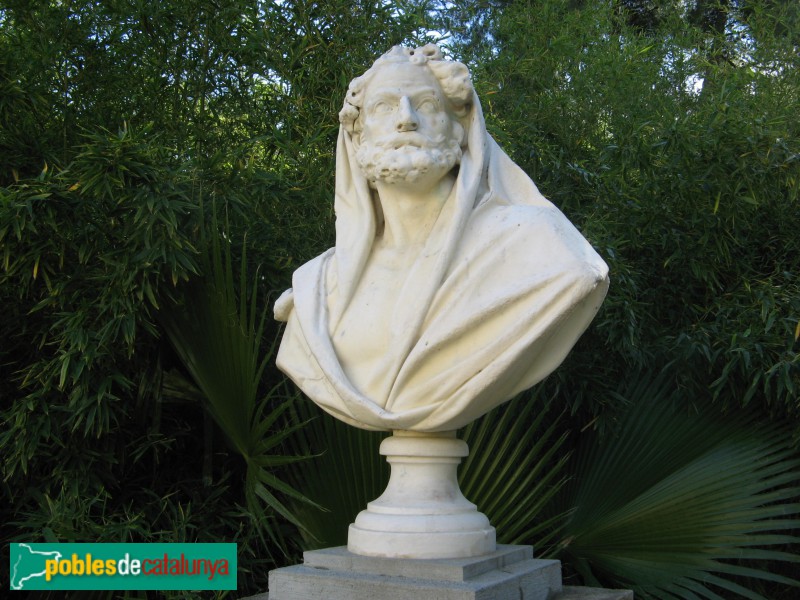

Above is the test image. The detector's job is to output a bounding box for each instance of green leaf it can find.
[160,202,314,545]
[556,373,800,598]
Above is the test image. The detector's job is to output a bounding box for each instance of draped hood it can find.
[276,47,609,432]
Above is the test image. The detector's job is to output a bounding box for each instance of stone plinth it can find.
[348,431,496,559]
[268,544,560,600]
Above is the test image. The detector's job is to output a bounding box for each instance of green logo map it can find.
[10,544,63,590]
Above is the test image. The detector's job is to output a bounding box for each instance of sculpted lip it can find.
[375,133,432,150]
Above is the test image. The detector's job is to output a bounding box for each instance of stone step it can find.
[268,556,562,599]
[246,586,634,600]
[555,586,634,599]
[251,545,633,599]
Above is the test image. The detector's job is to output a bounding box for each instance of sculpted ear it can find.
[351,129,362,151]
[452,121,467,148]
[348,116,364,151]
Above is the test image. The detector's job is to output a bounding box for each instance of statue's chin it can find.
[357,141,461,186]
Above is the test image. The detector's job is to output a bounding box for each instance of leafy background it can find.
[1,1,798,598]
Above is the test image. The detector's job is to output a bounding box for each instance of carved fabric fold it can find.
[276,81,609,432]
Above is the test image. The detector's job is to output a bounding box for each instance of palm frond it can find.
[461,390,572,548]
[556,373,800,599]
[159,206,317,546]
[282,398,388,549]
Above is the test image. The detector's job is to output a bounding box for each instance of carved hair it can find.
[339,44,474,135]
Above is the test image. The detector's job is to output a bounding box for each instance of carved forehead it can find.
[362,62,444,102]
[350,56,439,104]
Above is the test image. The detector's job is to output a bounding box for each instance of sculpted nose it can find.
[396,96,418,132]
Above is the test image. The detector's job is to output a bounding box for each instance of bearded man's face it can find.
[355,62,463,187]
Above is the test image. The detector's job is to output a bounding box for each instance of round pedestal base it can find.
[347,431,497,559]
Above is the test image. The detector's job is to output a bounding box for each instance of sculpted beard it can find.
[356,134,462,186]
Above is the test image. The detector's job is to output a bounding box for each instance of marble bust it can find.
[275,44,609,434]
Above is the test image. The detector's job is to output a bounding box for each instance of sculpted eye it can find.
[371,101,394,115]
[416,97,439,113]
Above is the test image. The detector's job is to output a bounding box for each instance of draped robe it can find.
[275,92,609,432]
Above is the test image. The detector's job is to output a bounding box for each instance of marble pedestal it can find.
[268,544,561,600]
[349,431,495,559]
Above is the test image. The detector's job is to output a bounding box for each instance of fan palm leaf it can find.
[160,209,318,548]
[556,374,800,599]
[282,398,388,549]
[460,389,572,548]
